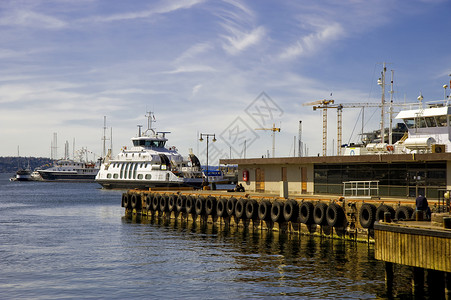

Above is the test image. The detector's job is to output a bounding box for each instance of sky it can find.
[1,0,451,164]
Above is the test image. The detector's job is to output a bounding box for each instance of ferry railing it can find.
[343,180,380,199]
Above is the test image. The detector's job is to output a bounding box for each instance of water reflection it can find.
[122,214,422,299]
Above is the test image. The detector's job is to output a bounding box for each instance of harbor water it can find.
[0,173,417,299]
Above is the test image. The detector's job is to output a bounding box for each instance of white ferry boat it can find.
[38,160,99,182]
[10,168,33,181]
[95,112,205,189]
[38,149,100,182]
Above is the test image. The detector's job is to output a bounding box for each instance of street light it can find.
[199,133,216,185]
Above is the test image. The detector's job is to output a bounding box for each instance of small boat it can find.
[10,168,33,181]
[96,112,206,189]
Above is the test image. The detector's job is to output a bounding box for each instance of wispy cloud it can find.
[279,21,345,60]
[163,65,216,75]
[215,0,266,55]
[0,9,66,29]
[175,43,213,64]
[85,0,204,23]
[221,26,266,55]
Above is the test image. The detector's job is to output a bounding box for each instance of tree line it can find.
[0,157,54,173]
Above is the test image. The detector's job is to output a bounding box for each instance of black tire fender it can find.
[258,200,272,221]
[395,206,414,221]
[216,198,227,217]
[245,199,258,220]
[271,201,283,223]
[283,200,299,222]
[159,194,169,212]
[123,193,131,209]
[185,195,195,214]
[205,196,217,216]
[145,194,152,210]
[359,203,376,228]
[326,203,344,227]
[299,201,314,224]
[375,204,395,222]
[313,202,328,225]
[235,198,247,219]
[131,193,141,209]
[226,197,237,216]
[195,196,206,215]
[168,194,177,212]
[151,194,160,211]
[176,194,186,212]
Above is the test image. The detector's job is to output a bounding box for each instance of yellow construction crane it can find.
[255,123,281,158]
[302,99,335,156]
[303,100,402,156]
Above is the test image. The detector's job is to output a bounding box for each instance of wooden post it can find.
[427,269,445,299]
[385,262,394,293]
[446,272,451,300]
[412,267,424,295]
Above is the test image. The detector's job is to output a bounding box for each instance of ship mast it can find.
[377,63,387,144]
[145,111,156,134]
[389,70,394,145]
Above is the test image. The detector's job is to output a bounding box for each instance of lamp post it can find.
[199,133,216,185]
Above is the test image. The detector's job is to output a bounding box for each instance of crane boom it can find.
[255,123,281,158]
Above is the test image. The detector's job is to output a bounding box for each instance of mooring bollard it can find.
[384,211,391,223]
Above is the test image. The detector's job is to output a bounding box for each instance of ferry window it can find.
[120,163,124,178]
[138,174,143,179]
[166,173,170,181]
[113,174,118,179]
[425,117,437,127]
[416,117,426,128]
[128,163,133,179]
[107,173,112,179]
[126,163,131,179]
[145,174,152,180]
[133,163,138,179]
[404,118,415,129]
[159,141,166,148]
[436,115,447,127]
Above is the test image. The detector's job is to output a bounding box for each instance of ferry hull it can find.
[96,179,203,190]
[39,172,97,182]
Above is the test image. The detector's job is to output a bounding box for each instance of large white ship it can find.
[95,112,205,189]
[38,158,100,182]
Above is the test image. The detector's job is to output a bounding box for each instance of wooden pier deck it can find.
[374,216,451,297]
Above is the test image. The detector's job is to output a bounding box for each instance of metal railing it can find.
[343,180,380,198]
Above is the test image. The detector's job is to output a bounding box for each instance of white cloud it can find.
[214,0,266,55]
[279,21,345,60]
[85,0,204,23]
[163,65,216,75]
[192,84,203,96]
[175,43,213,64]
[0,10,66,29]
[221,26,266,55]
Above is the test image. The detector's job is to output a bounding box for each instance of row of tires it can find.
[122,193,415,229]
[358,203,414,228]
[122,193,346,227]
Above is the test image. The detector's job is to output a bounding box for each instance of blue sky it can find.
[1,0,450,163]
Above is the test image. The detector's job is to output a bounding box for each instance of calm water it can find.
[0,173,417,299]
